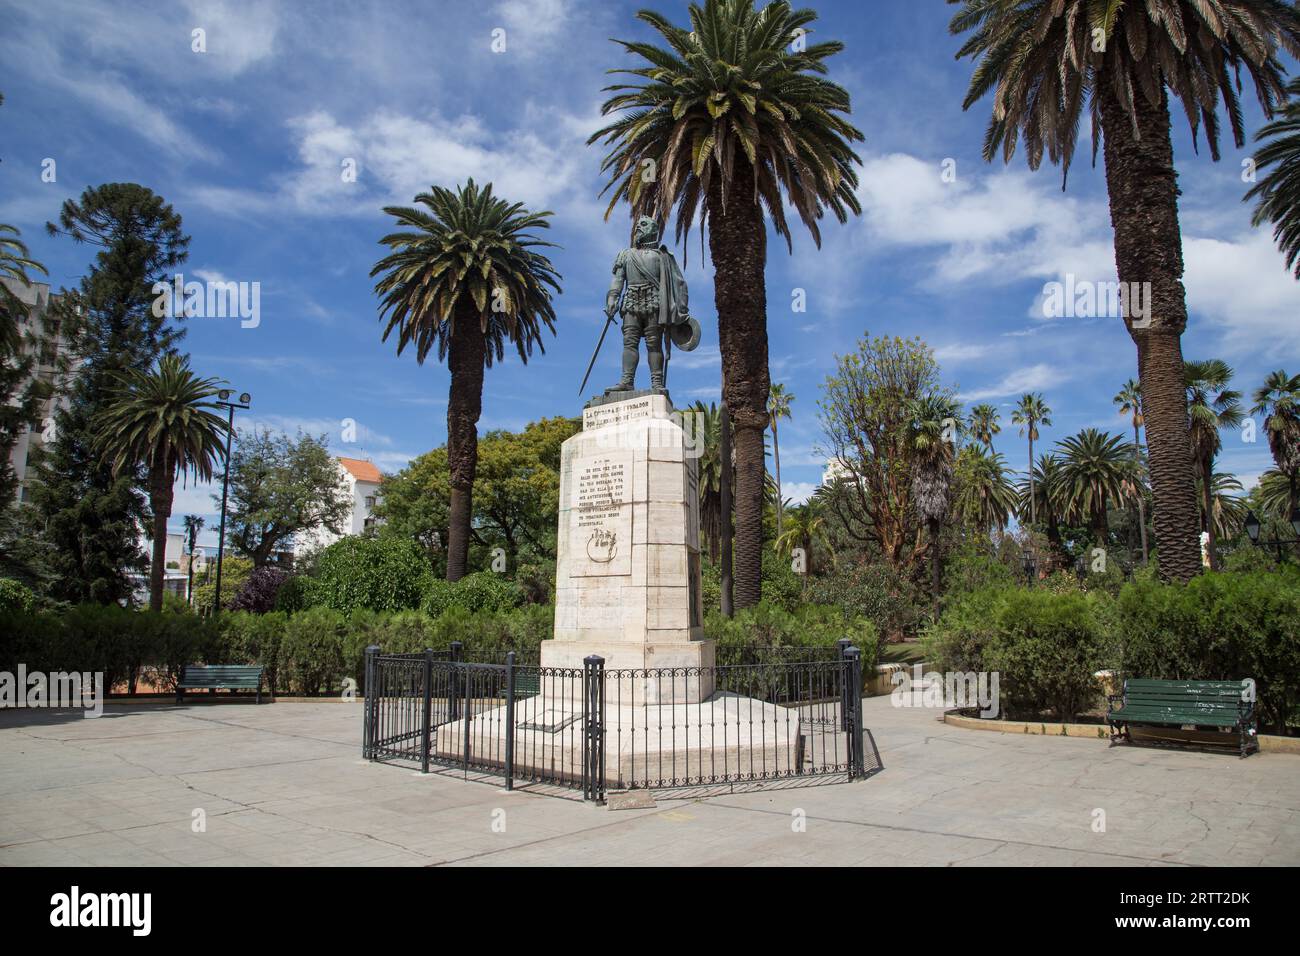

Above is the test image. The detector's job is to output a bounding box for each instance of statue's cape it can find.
[657,246,689,328]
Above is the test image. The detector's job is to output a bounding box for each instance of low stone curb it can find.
[943,709,1300,754]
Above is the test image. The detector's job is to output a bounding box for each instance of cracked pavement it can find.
[1,696,1296,866]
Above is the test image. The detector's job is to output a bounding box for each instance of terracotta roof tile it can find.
[338,457,382,483]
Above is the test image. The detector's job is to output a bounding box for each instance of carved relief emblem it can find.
[587,528,618,563]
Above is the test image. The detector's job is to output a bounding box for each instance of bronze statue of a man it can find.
[603,216,699,395]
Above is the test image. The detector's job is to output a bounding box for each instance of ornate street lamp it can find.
[213,390,251,613]
[1242,508,1300,560]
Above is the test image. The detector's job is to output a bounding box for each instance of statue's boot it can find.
[647,327,666,394]
[606,335,639,393]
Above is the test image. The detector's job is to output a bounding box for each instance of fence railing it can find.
[362,642,872,801]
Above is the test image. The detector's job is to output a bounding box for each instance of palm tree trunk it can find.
[1099,84,1201,584]
[1028,434,1036,525]
[772,422,783,540]
[1202,457,1217,571]
[1134,423,1149,564]
[445,305,485,582]
[707,165,769,610]
[929,517,942,596]
[148,455,174,613]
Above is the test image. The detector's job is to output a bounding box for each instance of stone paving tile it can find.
[2,698,1297,866]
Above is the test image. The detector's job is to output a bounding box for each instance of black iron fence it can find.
[362,642,873,802]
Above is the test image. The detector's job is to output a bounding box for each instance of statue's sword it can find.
[578,312,616,395]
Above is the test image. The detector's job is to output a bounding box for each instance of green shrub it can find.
[806,562,926,642]
[313,537,433,613]
[422,571,525,616]
[0,578,36,614]
[272,574,318,613]
[704,600,878,665]
[280,606,347,694]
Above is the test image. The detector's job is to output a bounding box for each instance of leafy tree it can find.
[1010,393,1051,526]
[590,0,864,609]
[1113,379,1149,564]
[772,498,831,581]
[372,180,560,582]
[1246,76,1300,277]
[767,384,794,538]
[221,430,350,567]
[1185,359,1244,570]
[950,0,1300,583]
[0,223,51,506]
[312,536,433,614]
[229,566,291,614]
[819,335,947,575]
[377,417,579,573]
[1016,453,1067,555]
[1251,369,1300,516]
[95,354,228,611]
[30,183,190,604]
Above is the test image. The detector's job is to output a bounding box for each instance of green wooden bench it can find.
[176,665,265,704]
[1107,678,1257,757]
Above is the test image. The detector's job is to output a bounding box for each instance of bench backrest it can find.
[181,665,264,685]
[1123,679,1250,719]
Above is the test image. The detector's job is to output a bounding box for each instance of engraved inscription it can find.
[569,451,633,576]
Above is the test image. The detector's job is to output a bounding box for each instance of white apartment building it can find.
[292,456,383,558]
[3,279,69,505]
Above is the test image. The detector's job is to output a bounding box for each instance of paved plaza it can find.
[1,696,1296,866]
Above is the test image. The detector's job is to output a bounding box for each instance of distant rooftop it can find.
[339,457,381,483]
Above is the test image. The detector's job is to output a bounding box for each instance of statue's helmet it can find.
[633,216,660,246]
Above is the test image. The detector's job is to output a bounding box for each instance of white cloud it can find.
[779,481,818,506]
[958,363,1063,402]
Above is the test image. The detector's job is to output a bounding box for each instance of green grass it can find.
[878,642,927,665]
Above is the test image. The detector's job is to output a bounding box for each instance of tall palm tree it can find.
[1057,428,1135,544]
[950,0,1300,583]
[372,180,561,581]
[1113,378,1149,564]
[589,0,863,608]
[0,223,48,354]
[767,383,794,538]
[1251,369,1300,516]
[967,402,1001,452]
[690,400,727,563]
[1246,77,1300,276]
[1011,393,1052,525]
[182,514,204,606]
[95,355,228,612]
[952,445,1018,535]
[1185,360,1244,570]
[908,393,961,595]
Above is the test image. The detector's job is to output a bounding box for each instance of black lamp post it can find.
[213,389,251,613]
[1243,507,1300,560]
[1021,547,1037,585]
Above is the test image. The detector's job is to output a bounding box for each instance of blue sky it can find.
[3,0,1297,549]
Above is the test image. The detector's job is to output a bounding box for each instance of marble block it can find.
[544,394,711,691]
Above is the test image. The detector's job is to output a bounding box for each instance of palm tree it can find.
[691,400,727,563]
[1251,369,1300,516]
[773,498,831,581]
[1113,379,1149,564]
[950,0,1300,583]
[1185,360,1244,570]
[1010,393,1052,525]
[95,355,228,612]
[967,403,1000,452]
[0,223,48,354]
[1016,453,1067,553]
[767,383,794,538]
[1056,429,1135,544]
[372,180,561,581]
[182,514,204,606]
[952,445,1018,535]
[1256,468,1296,520]
[1246,77,1300,277]
[1195,471,1247,542]
[589,0,863,608]
[908,393,961,595]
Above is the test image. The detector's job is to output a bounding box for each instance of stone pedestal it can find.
[541,393,713,695]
